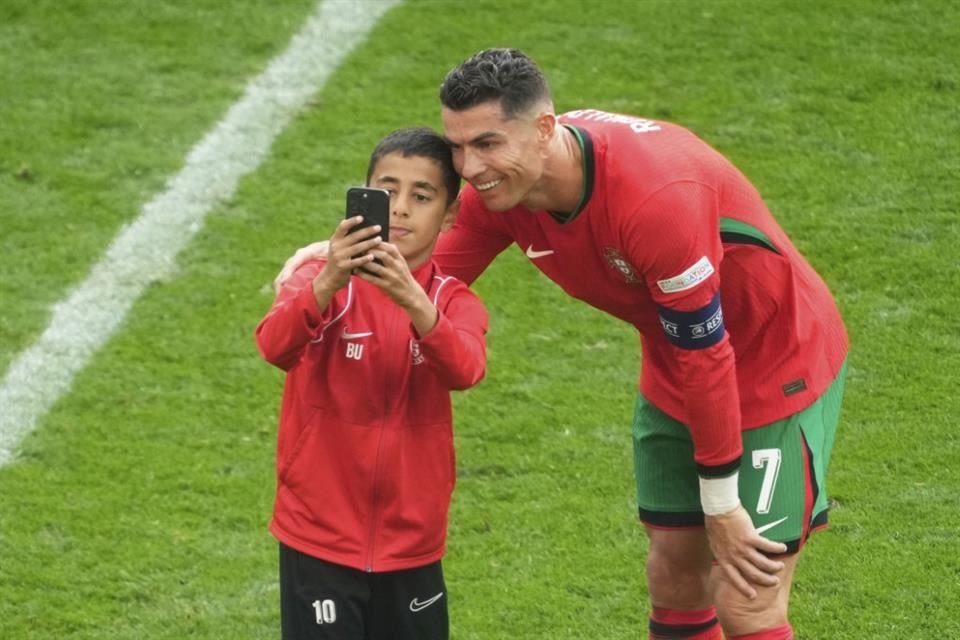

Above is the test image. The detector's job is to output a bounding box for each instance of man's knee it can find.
[712,573,790,634]
[646,530,713,608]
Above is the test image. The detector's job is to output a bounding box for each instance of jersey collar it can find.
[548,125,595,224]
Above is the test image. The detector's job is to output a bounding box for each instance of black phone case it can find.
[345,187,390,243]
[345,187,390,270]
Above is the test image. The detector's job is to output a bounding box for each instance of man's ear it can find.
[440,197,460,232]
[536,110,558,144]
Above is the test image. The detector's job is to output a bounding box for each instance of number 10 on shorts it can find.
[312,599,336,625]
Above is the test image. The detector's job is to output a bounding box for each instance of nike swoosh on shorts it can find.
[755,516,788,536]
[409,592,444,612]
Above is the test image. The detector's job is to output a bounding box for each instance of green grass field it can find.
[1,0,958,638]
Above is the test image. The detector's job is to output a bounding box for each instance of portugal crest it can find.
[409,339,424,365]
[603,248,641,284]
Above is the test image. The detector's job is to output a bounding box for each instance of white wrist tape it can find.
[699,472,741,515]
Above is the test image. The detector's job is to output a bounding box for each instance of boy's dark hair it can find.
[439,48,552,119]
[366,127,460,206]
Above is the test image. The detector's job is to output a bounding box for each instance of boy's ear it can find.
[440,197,460,232]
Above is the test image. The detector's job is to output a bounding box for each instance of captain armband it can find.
[657,292,725,349]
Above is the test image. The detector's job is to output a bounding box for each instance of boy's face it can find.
[368,152,456,270]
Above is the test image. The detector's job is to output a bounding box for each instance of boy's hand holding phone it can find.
[316,186,391,291]
[311,186,435,333]
[313,216,383,296]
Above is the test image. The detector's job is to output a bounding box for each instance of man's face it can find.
[442,100,547,212]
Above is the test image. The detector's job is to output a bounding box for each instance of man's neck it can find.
[521,125,583,214]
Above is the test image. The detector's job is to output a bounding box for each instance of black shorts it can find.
[278,543,449,640]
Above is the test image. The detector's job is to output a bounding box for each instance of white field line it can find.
[0,0,402,466]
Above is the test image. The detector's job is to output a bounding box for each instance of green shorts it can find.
[632,362,847,552]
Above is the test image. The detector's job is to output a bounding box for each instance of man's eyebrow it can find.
[468,132,499,146]
[445,131,499,147]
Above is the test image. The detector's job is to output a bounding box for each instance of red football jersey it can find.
[434,110,848,472]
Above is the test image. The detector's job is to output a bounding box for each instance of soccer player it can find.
[275,50,848,640]
[256,127,488,640]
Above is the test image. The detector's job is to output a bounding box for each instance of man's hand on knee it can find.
[704,505,787,600]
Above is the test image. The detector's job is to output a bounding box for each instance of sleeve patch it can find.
[658,292,725,349]
[656,256,715,293]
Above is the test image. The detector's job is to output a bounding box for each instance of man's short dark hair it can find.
[366,128,460,205]
[439,48,552,119]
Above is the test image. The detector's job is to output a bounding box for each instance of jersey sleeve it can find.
[432,187,513,285]
[623,181,743,477]
[416,280,489,390]
[255,259,342,371]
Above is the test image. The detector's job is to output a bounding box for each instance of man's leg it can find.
[714,361,847,638]
[646,527,722,640]
[634,396,723,639]
[712,553,797,638]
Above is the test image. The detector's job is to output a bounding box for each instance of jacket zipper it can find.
[363,269,438,571]
[364,297,406,572]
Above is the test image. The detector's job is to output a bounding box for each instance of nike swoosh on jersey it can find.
[341,329,373,340]
[525,245,554,259]
[755,516,788,536]
[409,592,444,612]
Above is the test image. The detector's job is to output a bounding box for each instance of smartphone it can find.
[345,186,390,271]
[345,186,390,243]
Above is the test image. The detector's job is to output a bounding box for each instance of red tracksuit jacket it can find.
[255,258,488,572]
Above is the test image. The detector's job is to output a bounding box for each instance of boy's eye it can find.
[414,193,431,203]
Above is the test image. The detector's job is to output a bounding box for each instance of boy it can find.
[255,128,488,640]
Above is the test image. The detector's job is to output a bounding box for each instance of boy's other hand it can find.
[357,243,439,335]
[356,243,418,304]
